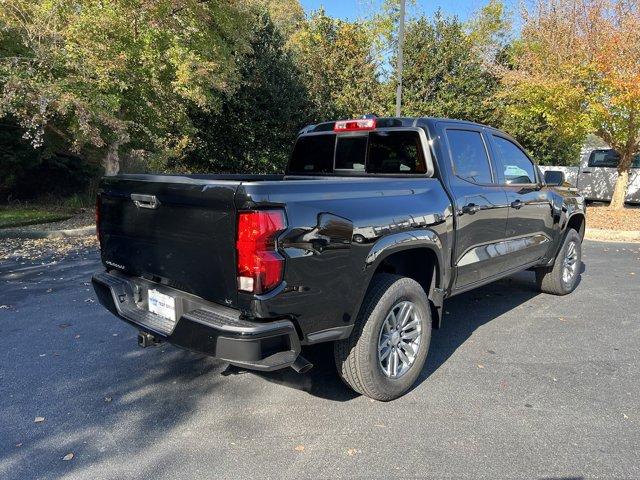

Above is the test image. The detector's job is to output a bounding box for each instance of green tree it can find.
[181,12,311,174]
[0,0,252,175]
[290,9,385,121]
[250,0,305,39]
[398,11,500,124]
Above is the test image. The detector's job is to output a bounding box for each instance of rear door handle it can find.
[461,203,481,214]
[510,199,523,209]
[581,170,592,174]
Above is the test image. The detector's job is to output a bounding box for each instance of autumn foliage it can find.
[504,0,640,209]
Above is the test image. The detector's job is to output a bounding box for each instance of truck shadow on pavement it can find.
[0,250,588,479]
[246,267,584,401]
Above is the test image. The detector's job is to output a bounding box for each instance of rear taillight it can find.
[236,210,286,294]
[95,194,101,244]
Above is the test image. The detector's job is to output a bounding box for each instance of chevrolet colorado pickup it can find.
[93,117,586,401]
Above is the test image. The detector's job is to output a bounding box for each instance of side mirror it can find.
[544,170,565,187]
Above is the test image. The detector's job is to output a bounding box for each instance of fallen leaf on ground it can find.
[15,443,22,448]
[294,445,305,452]
[74,335,81,339]
[346,448,358,456]
[62,453,74,461]
[34,416,45,423]
[477,364,485,369]
[104,396,112,403]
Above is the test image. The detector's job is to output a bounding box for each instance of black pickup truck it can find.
[93,117,586,400]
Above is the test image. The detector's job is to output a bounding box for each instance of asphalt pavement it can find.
[0,241,638,479]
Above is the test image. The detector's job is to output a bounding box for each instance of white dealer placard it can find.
[148,289,176,321]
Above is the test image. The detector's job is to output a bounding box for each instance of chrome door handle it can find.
[131,194,160,209]
[510,200,523,209]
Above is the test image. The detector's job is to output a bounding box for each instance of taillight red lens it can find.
[236,210,286,294]
[95,194,101,244]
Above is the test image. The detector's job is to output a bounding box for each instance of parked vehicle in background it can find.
[577,149,640,204]
[93,117,586,401]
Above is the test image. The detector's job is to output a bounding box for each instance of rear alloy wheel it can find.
[334,274,432,401]
[536,228,582,295]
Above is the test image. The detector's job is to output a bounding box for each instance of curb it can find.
[585,228,640,243]
[0,226,95,240]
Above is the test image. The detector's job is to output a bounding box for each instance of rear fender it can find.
[360,229,445,327]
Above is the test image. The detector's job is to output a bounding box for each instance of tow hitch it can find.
[137,331,161,348]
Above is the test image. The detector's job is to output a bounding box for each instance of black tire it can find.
[334,274,432,401]
[535,228,582,295]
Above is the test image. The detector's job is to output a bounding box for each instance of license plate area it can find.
[148,289,176,322]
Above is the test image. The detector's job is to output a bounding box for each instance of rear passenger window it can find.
[289,134,335,173]
[335,135,367,171]
[446,130,493,184]
[492,136,537,184]
[367,131,426,174]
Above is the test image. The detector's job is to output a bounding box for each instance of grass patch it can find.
[0,206,73,229]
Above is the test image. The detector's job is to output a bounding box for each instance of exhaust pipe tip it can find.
[291,355,313,374]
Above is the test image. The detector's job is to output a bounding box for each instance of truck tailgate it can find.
[98,175,241,307]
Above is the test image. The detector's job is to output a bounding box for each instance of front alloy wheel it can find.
[377,301,422,378]
[536,228,582,295]
[562,239,579,286]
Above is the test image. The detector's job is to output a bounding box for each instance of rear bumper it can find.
[92,271,301,371]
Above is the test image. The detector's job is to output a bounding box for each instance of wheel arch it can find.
[362,230,445,329]
[566,212,586,240]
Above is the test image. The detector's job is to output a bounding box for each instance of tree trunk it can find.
[609,159,630,210]
[102,140,121,176]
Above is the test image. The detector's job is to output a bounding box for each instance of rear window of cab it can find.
[288,131,427,175]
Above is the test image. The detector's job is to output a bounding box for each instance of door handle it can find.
[581,170,592,174]
[131,193,160,209]
[510,199,523,209]
[461,203,481,215]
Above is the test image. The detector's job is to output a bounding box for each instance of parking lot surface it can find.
[1,240,639,479]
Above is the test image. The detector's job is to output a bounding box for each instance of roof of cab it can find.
[299,116,494,135]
